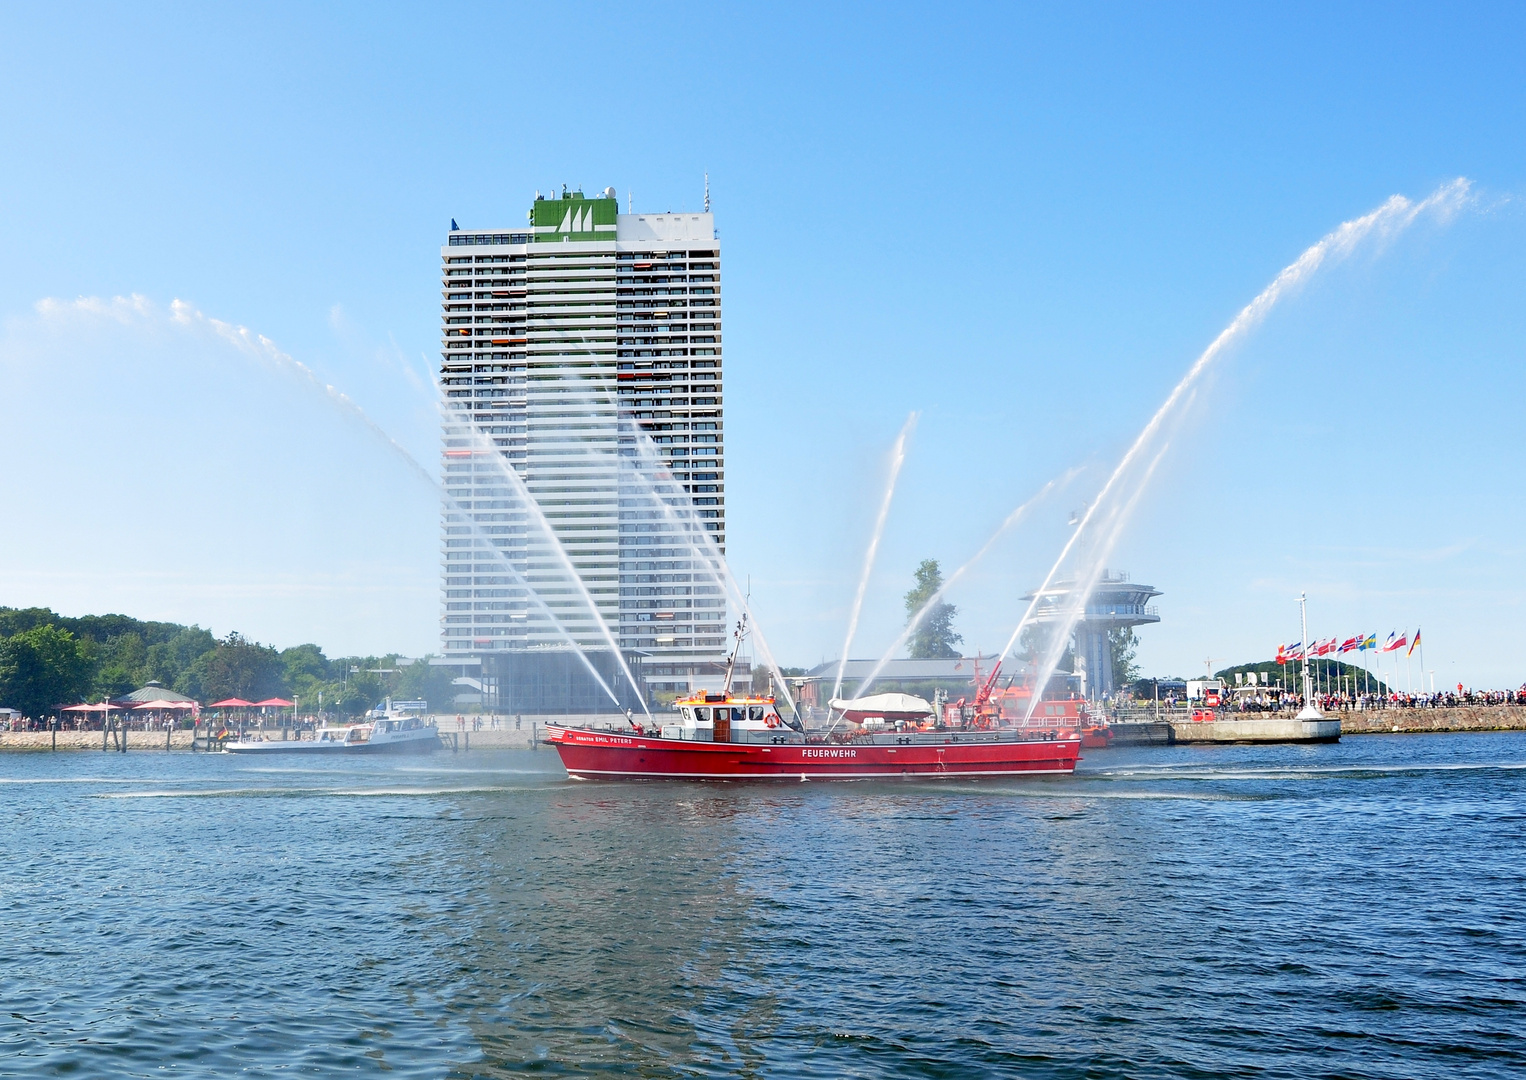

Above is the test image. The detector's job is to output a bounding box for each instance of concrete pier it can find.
[1169,717,1342,744]
[1110,722,1176,746]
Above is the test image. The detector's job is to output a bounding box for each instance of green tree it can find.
[0,625,92,717]
[1018,622,1075,677]
[92,631,148,699]
[904,559,962,659]
[395,657,459,712]
[194,633,288,702]
[1108,627,1140,689]
[145,627,217,688]
[281,643,328,685]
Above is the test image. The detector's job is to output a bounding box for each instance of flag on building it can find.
[1408,627,1421,657]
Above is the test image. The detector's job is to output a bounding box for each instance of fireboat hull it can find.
[545,727,1081,781]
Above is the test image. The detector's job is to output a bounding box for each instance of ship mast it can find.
[722,613,747,694]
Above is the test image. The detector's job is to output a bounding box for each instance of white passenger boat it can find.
[224,700,441,755]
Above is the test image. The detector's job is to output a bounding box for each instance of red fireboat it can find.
[545,623,1081,782]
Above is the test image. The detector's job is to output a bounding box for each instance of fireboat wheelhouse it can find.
[545,621,1081,781]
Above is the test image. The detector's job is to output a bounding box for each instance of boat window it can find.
[748,706,764,722]
[693,707,708,722]
[730,707,745,723]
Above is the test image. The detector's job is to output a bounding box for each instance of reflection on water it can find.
[0,733,1524,1077]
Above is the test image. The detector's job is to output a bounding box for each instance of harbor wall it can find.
[0,713,634,751]
[1336,705,1526,735]
[6,708,1525,751]
[0,730,198,751]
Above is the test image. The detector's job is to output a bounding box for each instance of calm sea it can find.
[1,731,1523,1078]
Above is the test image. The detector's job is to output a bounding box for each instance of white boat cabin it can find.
[663,698,796,743]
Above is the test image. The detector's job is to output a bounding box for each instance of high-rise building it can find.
[438,187,727,702]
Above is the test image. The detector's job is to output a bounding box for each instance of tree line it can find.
[0,607,457,720]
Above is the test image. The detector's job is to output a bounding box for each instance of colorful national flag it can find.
[1408,627,1421,657]
[1383,631,1408,654]
[1278,641,1302,663]
[1361,633,1377,651]
[1338,636,1361,653]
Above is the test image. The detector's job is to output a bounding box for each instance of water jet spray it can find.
[831,413,916,704]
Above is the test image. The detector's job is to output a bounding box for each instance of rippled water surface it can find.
[2,732,1524,1078]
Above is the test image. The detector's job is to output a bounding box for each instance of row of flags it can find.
[1276,629,1421,664]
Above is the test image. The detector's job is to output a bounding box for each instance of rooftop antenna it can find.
[627,190,632,213]
[704,172,710,212]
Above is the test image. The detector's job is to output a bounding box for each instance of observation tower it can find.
[1023,571,1161,700]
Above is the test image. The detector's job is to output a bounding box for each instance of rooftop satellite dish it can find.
[603,186,617,199]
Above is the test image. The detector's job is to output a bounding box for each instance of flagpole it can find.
[1417,629,1425,701]
[1296,594,1321,720]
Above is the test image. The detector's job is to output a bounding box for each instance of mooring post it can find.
[103,719,109,752]
[464,732,470,752]
[51,717,57,752]
[532,722,538,749]
[165,720,172,752]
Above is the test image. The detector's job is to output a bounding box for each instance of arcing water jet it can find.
[1006,179,1474,719]
[616,418,800,717]
[1020,444,1171,714]
[850,468,1077,700]
[164,300,630,709]
[445,400,652,719]
[831,413,917,704]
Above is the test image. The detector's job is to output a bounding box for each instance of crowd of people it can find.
[1227,686,1526,713]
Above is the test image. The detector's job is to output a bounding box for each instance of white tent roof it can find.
[828,692,933,717]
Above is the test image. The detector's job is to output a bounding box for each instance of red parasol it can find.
[209,698,255,708]
[253,698,294,707]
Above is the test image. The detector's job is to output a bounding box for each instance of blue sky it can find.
[1,3,1524,687]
